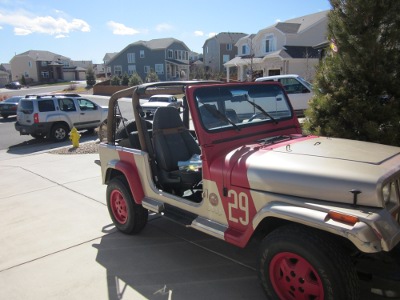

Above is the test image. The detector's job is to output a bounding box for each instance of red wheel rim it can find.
[110,190,128,224]
[269,252,324,300]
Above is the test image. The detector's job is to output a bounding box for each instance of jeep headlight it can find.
[382,182,392,205]
[382,181,398,206]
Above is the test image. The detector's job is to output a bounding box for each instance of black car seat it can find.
[152,107,202,194]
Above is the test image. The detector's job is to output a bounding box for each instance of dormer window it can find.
[242,45,249,55]
[264,34,275,53]
[226,43,233,50]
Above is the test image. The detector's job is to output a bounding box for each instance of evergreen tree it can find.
[86,67,96,86]
[121,72,130,86]
[20,74,27,86]
[304,0,400,146]
[145,69,159,82]
[128,72,143,86]
[110,75,120,86]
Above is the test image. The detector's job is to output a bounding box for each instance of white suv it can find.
[255,74,313,116]
[141,94,182,118]
[15,94,108,141]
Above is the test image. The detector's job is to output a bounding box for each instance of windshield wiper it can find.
[244,96,278,124]
[200,103,240,131]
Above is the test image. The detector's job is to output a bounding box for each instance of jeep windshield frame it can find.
[192,82,293,132]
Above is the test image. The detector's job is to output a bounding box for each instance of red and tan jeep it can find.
[99,81,400,299]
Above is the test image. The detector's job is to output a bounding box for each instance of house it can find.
[0,63,11,87]
[106,38,190,81]
[203,32,247,73]
[9,50,92,84]
[224,10,328,82]
[103,52,118,78]
[93,63,106,78]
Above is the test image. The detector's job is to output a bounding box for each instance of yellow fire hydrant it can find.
[69,127,81,148]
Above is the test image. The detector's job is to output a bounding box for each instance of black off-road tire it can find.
[106,176,148,234]
[258,224,360,300]
[51,123,69,142]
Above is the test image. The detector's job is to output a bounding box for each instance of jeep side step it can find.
[162,204,198,226]
[142,197,227,240]
[142,197,164,213]
[190,217,227,240]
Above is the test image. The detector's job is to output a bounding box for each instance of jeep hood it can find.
[230,136,400,207]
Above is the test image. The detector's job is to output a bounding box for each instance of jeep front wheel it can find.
[106,176,148,234]
[258,225,360,300]
[51,124,69,142]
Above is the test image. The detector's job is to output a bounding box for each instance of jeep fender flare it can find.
[252,201,383,253]
[105,159,144,205]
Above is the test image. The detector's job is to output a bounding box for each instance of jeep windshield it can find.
[193,83,292,131]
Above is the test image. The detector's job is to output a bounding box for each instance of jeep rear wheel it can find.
[51,124,69,142]
[258,225,360,300]
[106,176,148,234]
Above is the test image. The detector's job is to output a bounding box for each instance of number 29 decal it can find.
[227,190,249,225]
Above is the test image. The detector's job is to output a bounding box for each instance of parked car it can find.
[0,96,23,118]
[5,81,22,89]
[99,81,400,299]
[15,94,108,141]
[141,94,182,118]
[255,74,313,116]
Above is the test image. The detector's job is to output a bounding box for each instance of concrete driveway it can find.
[0,150,399,299]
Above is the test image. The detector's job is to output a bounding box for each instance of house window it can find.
[223,55,230,63]
[226,43,233,51]
[28,61,32,68]
[140,50,145,58]
[127,53,135,63]
[242,45,248,55]
[264,34,275,53]
[155,64,164,74]
[144,66,150,73]
[128,65,136,75]
[184,51,189,60]
[24,72,29,77]
[114,65,122,75]
[41,61,48,67]
[168,49,173,59]
[41,71,49,78]
[62,61,69,67]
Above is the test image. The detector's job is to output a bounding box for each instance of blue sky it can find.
[0,0,331,64]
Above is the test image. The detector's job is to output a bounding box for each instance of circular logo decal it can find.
[209,193,219,206]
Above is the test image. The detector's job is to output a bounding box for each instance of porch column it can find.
[226,66,230,82]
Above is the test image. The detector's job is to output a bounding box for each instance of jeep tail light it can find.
[328,211,359,225]
[34,113,39,123]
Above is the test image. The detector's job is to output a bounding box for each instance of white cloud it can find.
[107,21,139,35]
[55,34,68,39]
[208,32,217,38]
[0,10,90,36]
[14,27,31,35]
[275,18,281,23]
[155,23,173,32]
[194,31,204,37]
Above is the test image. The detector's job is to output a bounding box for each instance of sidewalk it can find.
[0,149,265,300]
